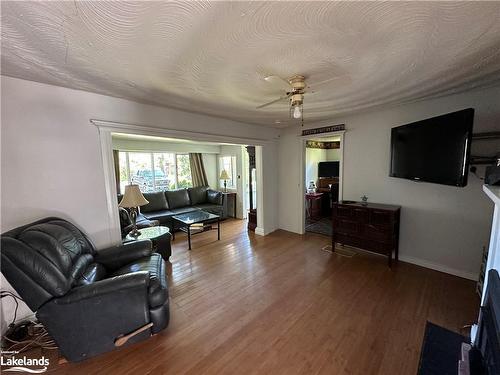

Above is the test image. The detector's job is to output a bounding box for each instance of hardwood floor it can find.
[48,219,478,374]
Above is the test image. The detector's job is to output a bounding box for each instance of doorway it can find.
[302,133,344,236]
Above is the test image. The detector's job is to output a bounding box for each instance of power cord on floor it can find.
[1,290,58,354]
[2,321,58,354]
[0,290,22,327]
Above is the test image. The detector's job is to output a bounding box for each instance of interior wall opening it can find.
[108,132,261,242]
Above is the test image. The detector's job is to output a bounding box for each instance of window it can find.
[154,153,176,190]
[118,151,192,193]
[176,154,192,189]
[219,155,236,189]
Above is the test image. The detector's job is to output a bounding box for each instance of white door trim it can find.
[298,130,345,234]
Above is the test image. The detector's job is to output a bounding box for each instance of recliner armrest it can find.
[54,272,150,305]
[95,240,153,270]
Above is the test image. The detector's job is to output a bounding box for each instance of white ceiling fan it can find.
[257,73,350,122]
[257,75,307,120]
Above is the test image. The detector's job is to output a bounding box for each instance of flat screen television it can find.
[389,108,474,187]
[318,161,339,178]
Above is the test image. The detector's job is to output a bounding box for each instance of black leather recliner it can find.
[1,217,169,362]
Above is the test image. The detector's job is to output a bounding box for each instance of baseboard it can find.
[255,227,265,236]
[399,255,478,281]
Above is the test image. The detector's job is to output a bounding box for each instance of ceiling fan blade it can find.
[256,94,290,109]
[264,75,292,90]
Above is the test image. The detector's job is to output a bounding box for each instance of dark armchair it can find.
[1,217,169,362]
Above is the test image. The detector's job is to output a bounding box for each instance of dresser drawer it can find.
[353,208,369,223]
[334,232,365,249]
[333,218,360,235]
[369,210,395,225]
[363,224,393,242]
[333,205,353,218]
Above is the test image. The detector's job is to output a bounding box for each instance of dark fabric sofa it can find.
[119,186,225,233]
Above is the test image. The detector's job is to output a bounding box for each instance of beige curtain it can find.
[113,150,121,194]
[189,153,208,187]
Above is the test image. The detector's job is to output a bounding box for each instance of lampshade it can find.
[219,169,230,180]
[119,184,149,208]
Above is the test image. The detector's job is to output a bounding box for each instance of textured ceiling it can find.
[2,1,500,127]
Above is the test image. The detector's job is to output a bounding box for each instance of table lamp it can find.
[119,184,149,237]
[219,169,230,192]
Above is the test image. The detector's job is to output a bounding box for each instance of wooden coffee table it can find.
[172,210,220,250]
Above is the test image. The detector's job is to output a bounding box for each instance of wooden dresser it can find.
[332,201,401,267]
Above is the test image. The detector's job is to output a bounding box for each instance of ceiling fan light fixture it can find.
[292,105,302,119]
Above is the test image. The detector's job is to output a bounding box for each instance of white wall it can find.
[325,148,341,161]
[0,76,280,329]
[305,148,324,186]
[279,84,500,280]
[111,137,220,189]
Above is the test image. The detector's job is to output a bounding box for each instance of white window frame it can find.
[119,151,192,191]
[218,155,237,190]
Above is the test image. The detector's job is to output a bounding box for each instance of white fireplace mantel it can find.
[481,184,500,303]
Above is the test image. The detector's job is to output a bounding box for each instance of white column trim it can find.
[255,145,265,236]
[96,128,122,245]
[481,185,500,303]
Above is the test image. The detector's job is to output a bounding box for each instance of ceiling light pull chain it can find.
[301,104,304,127]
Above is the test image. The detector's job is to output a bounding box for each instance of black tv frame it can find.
[389,108,474,187]
[318,161,340,178]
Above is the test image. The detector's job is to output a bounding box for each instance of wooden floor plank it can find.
[44,219,478,374]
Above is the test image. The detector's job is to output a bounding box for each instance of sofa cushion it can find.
[207,190,223,205]
[194,203,223,211]
[165,189,191,209]
[188,186,209,205]
[169,207,199,215]
[141,210,174,222]
[193,204,223,216]
[110,253,168,308]
[141,192,169,213]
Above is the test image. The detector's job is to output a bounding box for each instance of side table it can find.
[124,226,171,261]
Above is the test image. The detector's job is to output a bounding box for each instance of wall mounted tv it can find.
[389,108,474,187]
[318,161,339,178]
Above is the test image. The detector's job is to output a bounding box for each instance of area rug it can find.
[305,217,332,236]
[417,321,467,375]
